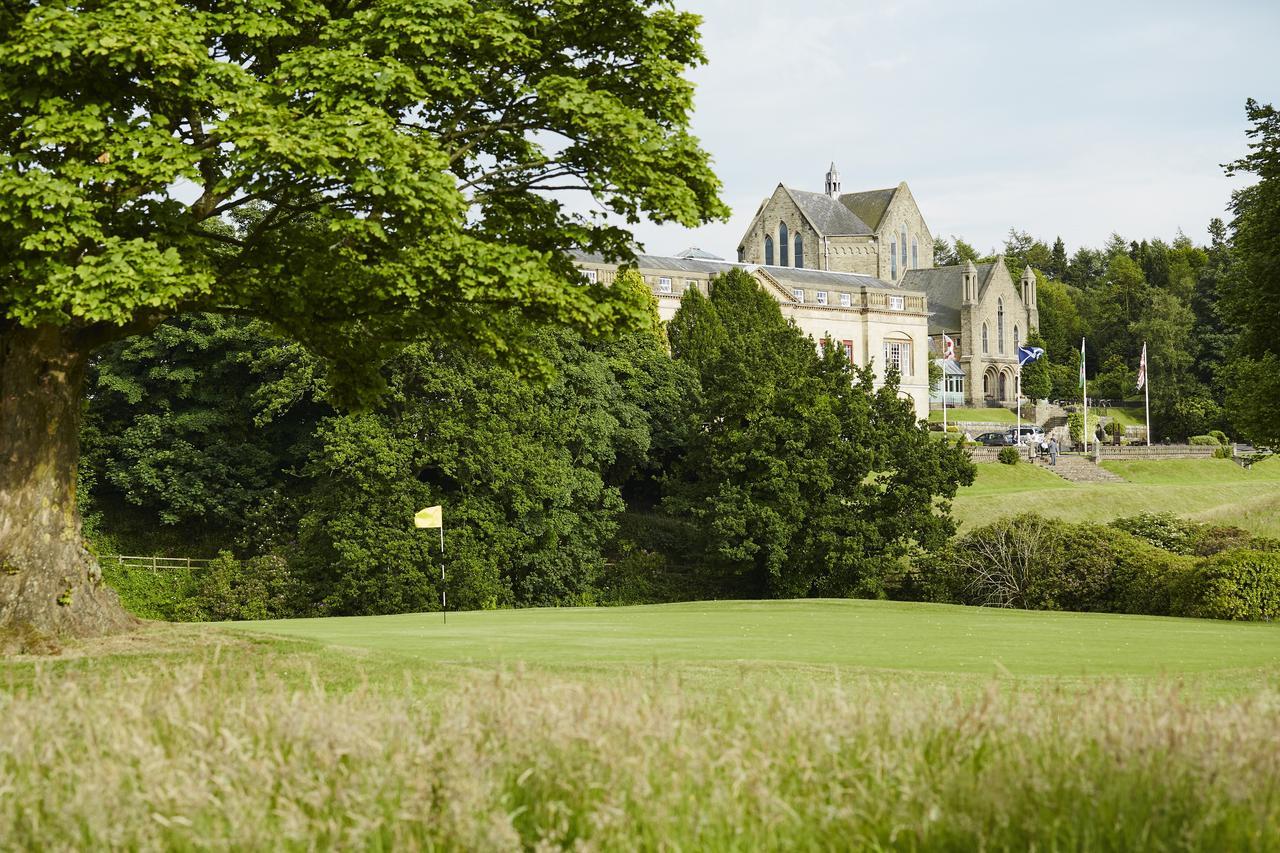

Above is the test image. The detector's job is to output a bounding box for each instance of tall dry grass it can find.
[2,657,1280,850]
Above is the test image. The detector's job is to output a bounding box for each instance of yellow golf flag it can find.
[414,505,443,529]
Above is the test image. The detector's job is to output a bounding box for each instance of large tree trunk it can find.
[0,324,135,647]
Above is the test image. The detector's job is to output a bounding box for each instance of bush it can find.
[998,446,1020,465]
[1209,429,1230,446]
[1213,445,1234,459]
[1189,435,1220,446]
[951,514,1196,615]
[174,552,311,622]
[1068,412,1084,446]
[1111,513,1201,555]
[1182,550,1280,621]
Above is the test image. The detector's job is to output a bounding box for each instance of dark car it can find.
[975,432,1011,446]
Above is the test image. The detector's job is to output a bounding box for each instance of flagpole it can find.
[440,524,446,625]
[1082,339,1089,455]
[1017,367,1023,458]
[1144,342,1151,447]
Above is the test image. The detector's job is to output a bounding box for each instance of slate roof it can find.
[838,187,898,232]
[673,246,725,260]
[758,265,896,290]
[902,262,998,333]
[783,187,872,236]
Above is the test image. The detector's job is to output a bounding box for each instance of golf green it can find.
[232,599,1280,678]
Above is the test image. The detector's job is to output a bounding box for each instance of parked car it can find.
[1007,426,1045,446]
[975,431,1012,446]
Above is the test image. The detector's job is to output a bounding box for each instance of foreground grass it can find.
[955,457,1280,538]
[3,623,1280,851]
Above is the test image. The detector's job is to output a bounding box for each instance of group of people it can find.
[1034,436,1061,465]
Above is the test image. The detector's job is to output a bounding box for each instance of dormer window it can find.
[889,295,904,311]
[816,291,828,305]
[658,277,672,294]
[840,292,852,307]
[792,288,805,303]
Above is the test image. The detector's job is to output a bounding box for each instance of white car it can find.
[1006,426,1045,447]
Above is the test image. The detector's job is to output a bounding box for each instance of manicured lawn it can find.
[1093,406,1144,427]
[955,457,1280,538]
[230,598,1280,681]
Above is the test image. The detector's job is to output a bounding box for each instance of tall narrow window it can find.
[1013,324,1020,348]
[901,226,908,267]
[982,322,989,354]
[891,240,898,279]
[794,233,804,268]
[764,235,774,265]
[779,222,789,267]
[997,299,1005,354]
[911,237,918,270]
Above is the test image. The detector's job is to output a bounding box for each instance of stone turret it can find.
[962,259,977,304]
[824,162,841,197]
[1021,265,1039,330]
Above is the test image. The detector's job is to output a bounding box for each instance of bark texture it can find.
[1,324,135,646]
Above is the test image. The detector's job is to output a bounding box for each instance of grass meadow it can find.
[953,456,1280,537]
[4,600,1280,850]
[4,457,1279,849]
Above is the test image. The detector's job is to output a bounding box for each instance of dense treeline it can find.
[931,100,1280,444]
[84,270,972,617]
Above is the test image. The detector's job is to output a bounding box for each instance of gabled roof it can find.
[838,187,898,232]
[902,262,999,334]
[782,187,872,236]
[674,247,725,260]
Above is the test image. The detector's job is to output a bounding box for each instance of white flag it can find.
[1136,342,1147,391]
[942,334,956,359]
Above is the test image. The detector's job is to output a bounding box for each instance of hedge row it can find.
[922,513,1279,621]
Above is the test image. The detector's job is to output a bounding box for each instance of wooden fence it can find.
[100,555,213,571]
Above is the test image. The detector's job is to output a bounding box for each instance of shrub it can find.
[1104,420,1124,437]
[946,424,959,433]
[1111,513,1201,555]
[174,552,311,622]
[952,513,1196,616]
[1183,550,1280,621]
[1209,429,1230,446]
[1068,412,1084,446]
[998,446,1020,465]
[1189,435,1220,446]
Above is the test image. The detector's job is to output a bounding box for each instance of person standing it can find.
[1049,436,1059,466]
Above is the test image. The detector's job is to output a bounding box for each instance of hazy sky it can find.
[627,0,1279,259]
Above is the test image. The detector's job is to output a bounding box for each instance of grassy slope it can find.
[954,457,1280,537]
[228,598,1280,684]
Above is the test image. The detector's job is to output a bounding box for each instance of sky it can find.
[626,0,1280,259]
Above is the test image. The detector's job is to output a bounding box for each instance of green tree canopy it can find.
[0,0,727,637]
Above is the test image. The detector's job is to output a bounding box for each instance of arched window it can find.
[794,233,804,268]
[764,235,774,265]
[901,226,908,267]
[982,322,989,354]
[891,239,898,279]
[997,299,1005,354]
[911,237,918,270]
[779,222,789,267]
[1014,324,1020,348]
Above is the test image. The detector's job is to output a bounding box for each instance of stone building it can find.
[903,259,1038,407]
[736,164,933,283]
[574,252,932,419]
[735,164,1037,407]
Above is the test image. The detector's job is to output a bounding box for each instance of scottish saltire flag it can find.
[1136,342,1148,391]
[943,334,956,359]
[1018,345,1045,367]
[1079,338,1087,388]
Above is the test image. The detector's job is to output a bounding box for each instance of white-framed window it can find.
[684,279,697,294]
[792,288,805,303]
[583,269,598,283]
[658,277,672,294]
[889,295,905,311]
[884,339,913,376]
[842,339,854,363]
[816,291,828,305]
[840,292,852,307]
